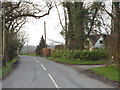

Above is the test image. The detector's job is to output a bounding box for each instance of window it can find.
[100,40,103,44]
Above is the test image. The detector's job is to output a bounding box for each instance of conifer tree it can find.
[35,35,45,56]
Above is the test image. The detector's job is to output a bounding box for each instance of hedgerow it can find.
[51,49,109,61]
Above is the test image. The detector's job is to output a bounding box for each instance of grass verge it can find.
[48,56,107,65]
[20,54,36,56]
[90,66,120,83]
[0,56,19,77]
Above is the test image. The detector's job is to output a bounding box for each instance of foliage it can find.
[2,1,53,66]
[5,34,19,61]
[90,65,120,82]
[0,57,18,76]
[35,35,46,56]
[21,54,36,56]
[62,2,90,50]
[62,2,103,50]
[51,49,109,61]
[103,2,120,67]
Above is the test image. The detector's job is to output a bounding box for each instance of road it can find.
[2,56,115,88]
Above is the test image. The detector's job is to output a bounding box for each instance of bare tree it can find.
[2,1,53,23]
[100,2,119,67]
[1,1,53,64]
[17,31,29,54]
[54,1,68,49]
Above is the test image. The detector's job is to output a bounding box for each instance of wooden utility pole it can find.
[0,3,2,67]
[44,21,46,48]
[2,7,6,66]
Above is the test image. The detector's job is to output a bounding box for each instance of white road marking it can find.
[41,64,47,70]
[33,58,36,60]
[35,59,39,63]
[48,74,59,88]
[33,58,40,63]
[33,58,61,88]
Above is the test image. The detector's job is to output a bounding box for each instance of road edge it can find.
[2,57,20,80]
[81,70,119,88]
[46,57,119,88]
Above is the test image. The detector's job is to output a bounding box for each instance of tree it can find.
[3,1,53,23]
[1,1,53,64]
[86,1,119,67]
[17,31,29,54]
[62,2,90,50]
[3,1,53,37]
[101,2,120,67]
[54,1,69,49]
[87,2,102,35]
[35,35,46,56]
[5,34,18,61]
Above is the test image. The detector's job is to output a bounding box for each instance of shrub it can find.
[51,49,109,61]
[79,50,90,60]
[51,50,62,58]
[72,50,81,60]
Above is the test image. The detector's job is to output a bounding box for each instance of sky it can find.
[8,0,112,46]
[22,2,65,46]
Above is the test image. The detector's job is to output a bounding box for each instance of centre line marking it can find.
[33,58,40,63]
[36,60,39,63]
[48,74,58,88]
[41,64,47,70]
[33,58,37,60]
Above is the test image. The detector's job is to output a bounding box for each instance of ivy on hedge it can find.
[51,49,110,61]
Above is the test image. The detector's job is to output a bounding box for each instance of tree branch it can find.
[5,6,53,23]
[5,2,21,16]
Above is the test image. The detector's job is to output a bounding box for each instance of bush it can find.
[72,50,81,60]
[51,50,62,58]
[51,49,109,61]
[6,37,18,62]
[89,49,110,60]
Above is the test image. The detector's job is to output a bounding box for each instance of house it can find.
[91,35,104,49]
[86,34,105,50]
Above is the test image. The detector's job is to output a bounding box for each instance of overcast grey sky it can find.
[22,0,111,46]
[22,3,65,46]
[7,0,112,46]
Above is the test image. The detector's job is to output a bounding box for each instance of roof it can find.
[89,35,101,45]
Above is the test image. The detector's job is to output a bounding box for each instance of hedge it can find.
[51,49,109,61]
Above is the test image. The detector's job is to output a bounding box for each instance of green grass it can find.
[48,57,107,65]
[20,54,36,56]
[90,66,120,82]
[0,56,18,77]
[0,69,2,77]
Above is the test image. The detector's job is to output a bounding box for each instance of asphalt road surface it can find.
[2,56,115,88]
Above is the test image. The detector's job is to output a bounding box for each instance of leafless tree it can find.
[17,31,29,54]
[54,1,68,49]
[100,2,119,67]
[2,1,53,23]
[1,1,53,63]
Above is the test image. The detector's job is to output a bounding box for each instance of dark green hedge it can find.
[51,49,109,61]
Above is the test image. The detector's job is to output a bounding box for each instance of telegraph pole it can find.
[2,7,6,66]
[44,21,46,48]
